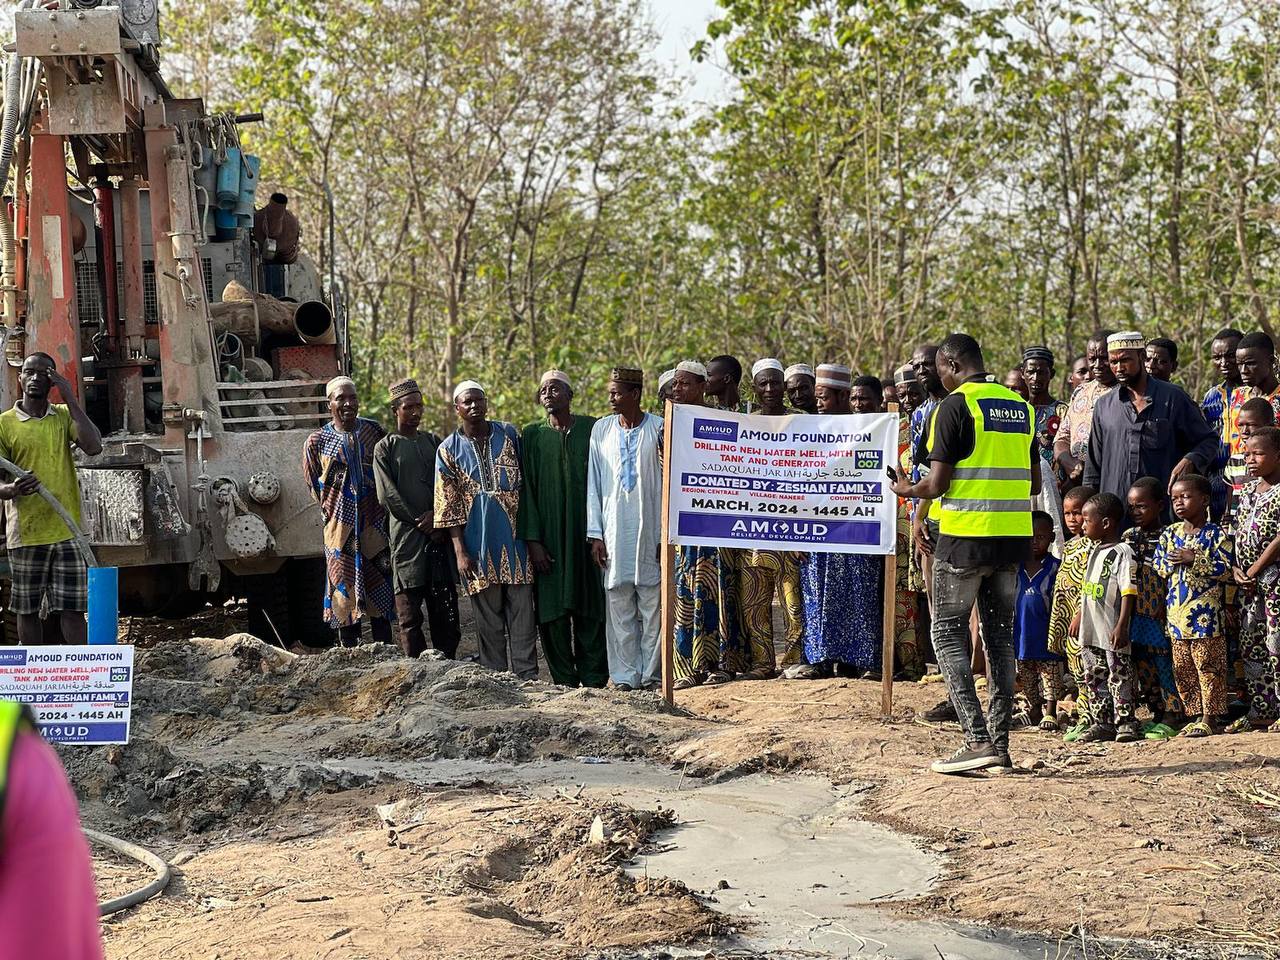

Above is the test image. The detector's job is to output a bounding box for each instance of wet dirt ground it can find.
[75,607,1280,960]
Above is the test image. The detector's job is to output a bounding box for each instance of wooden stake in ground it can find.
[660,400,676,706]
[881,402,900,719]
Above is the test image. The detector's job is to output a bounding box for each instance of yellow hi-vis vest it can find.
[928,381,1034,539]
[0,700,35,828]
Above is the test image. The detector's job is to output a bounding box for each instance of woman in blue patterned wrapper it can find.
[669,361,746,689]
[302,376,396,647]
[798,367,883,679]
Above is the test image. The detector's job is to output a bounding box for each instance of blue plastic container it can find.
[234,154,260,217]
[214,208,238,241]
[87,566,118,645]
[216,147,241,208]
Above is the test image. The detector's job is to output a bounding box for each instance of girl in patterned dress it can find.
[1153,475,1236,738]
[1048,485,1098,740]
[1228,427,1280,732]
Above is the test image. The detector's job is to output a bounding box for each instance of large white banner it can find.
[667,406,898,554]
[0,645,134,744]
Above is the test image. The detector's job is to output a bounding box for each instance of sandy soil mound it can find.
[67,636,705,838]
[101,782,723,960]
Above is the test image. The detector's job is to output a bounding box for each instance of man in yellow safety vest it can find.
[891,334,1040,776]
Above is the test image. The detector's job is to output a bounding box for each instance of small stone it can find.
[978,837,998,849]
[588,815,608,845]
[717,879,731,890]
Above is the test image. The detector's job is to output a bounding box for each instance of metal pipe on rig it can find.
[118,177,146,432]
[293,299,335,345]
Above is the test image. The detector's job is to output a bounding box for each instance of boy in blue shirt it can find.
[1015,512,1064,731]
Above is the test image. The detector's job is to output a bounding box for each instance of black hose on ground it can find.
[85,828,172,917]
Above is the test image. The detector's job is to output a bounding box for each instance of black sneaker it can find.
[1075,723,1116,743]
[930,742,1001,774]
[988,751,1015,775]
[1115,721,1141,743]
[920,699,958,723]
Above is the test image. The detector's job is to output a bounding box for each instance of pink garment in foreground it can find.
[0,731,104,960]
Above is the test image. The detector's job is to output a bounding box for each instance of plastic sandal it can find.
[1144,723,1176,740]
[1039,716,1060,732]
[1225,716,1257,734]
[1269,718,1280,734]
[704,670,732,685]
[1181,721,1212,738]
[1062,720,1089,743]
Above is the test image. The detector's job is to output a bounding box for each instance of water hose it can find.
[84,828,172,916]
[0,454,96,568]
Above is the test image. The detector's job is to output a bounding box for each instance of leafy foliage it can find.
[161,0,1280,425]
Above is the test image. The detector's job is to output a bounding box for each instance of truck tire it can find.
[286,557,332,650]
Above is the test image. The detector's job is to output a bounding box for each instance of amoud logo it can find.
[978,398,1030,434]
[693,418,738,442]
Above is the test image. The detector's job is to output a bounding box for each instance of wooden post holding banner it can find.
[660,399,676,706]
[881,402,900,719]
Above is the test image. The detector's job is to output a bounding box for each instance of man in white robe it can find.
[587,367,664,690]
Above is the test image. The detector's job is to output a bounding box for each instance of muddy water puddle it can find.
[324,756,1097,959]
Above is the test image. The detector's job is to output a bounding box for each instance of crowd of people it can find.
[0,322,1275,776]
[300,326,1280,774]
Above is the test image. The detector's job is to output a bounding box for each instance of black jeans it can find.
[394,583,461,658]
[931,559,1018,753]
[338,617,393,648]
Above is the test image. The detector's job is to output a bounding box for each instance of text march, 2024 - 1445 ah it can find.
[666,407,898,555]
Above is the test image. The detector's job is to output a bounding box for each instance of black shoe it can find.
[931,742,1001,774]
[1076,723,1116,743]
[920,699,958,723]
[833,662,860,679]
[988,752,1015,775]
[1115,721,1141,743]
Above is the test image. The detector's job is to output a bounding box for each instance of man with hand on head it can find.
[436,380,537,678]
[519,370,606,688]
[588,368,664,691]
[373,378,460,659]
[303,376,395,647]
[0,353,102,645]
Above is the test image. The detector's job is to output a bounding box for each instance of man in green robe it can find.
[372,378,461,658]
[518,369,608,687]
